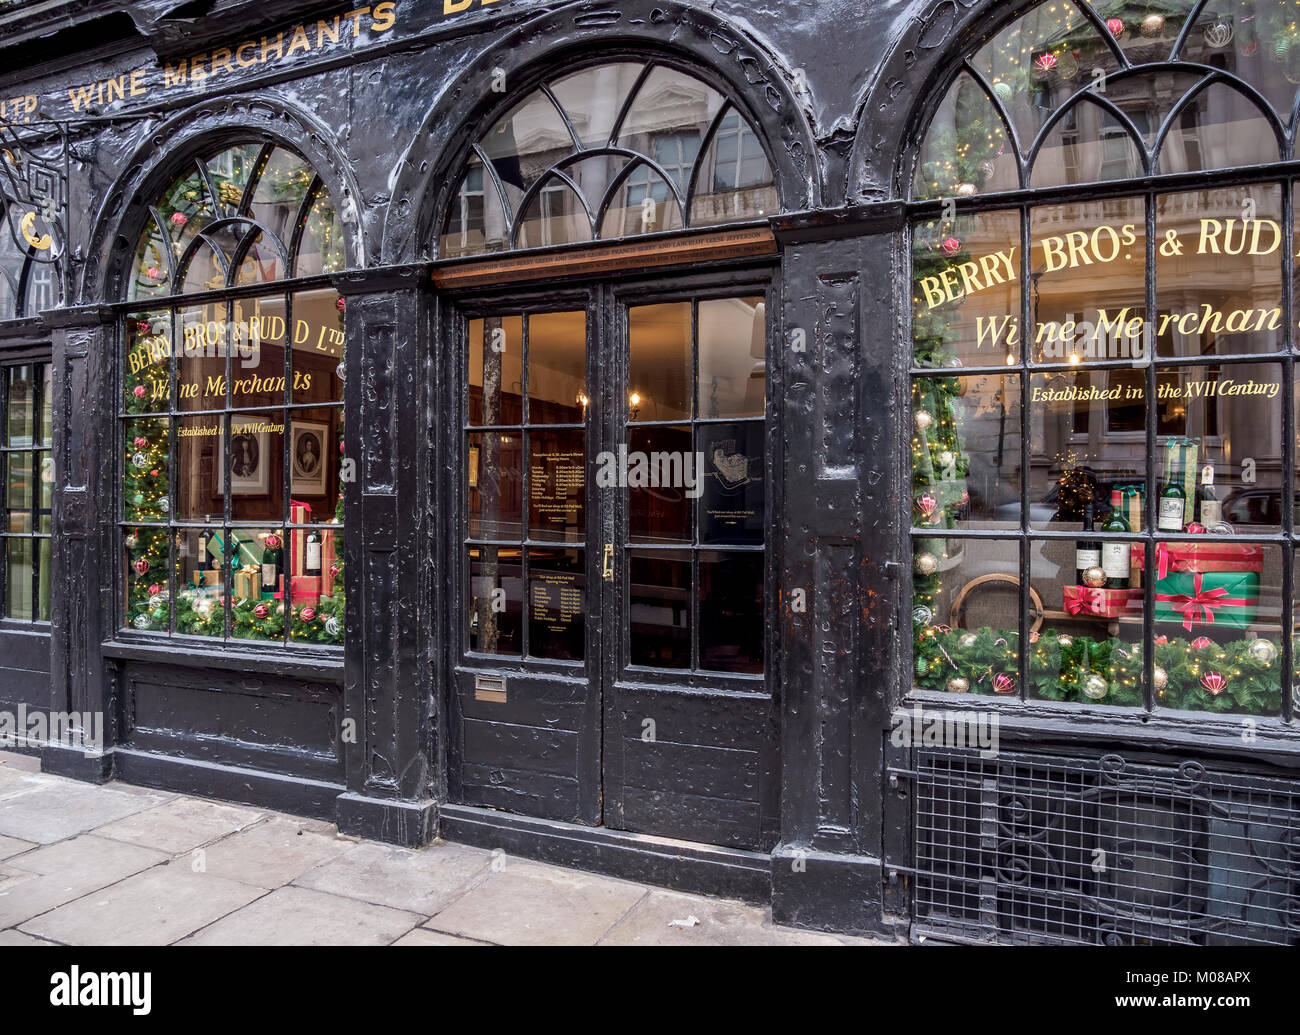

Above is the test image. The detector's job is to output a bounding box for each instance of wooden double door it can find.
[449,275,779,851]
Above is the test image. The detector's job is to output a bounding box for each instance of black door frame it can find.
[441,255,782,848]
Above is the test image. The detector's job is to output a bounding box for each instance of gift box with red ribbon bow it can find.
[1063,585,1139,619]
[1133,542,1264,579]
[1153,570,1258,632]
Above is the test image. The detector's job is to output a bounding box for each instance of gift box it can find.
[290,500,311,575]
[1113,484,1144,533]
[291,575,321,605]
[1133,542,1264,579]
[320,529,338,596]
[1064,585,1140,619]
[233,566,260,601]
[1154,570,1258,632]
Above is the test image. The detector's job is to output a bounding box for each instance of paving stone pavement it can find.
[0,751,890,946]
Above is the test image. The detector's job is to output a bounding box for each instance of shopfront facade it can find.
[1,0,1298,942]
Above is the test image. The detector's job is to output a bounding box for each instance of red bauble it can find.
[940,237,961,256]
[132,558,150,575]
[993,672,1017,695]
[1192,636,1213,649]
[1106,17,1125,38]
[170,211,187,227]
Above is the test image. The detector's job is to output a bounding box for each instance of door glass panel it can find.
[698,297,765,418]
[469,544,523,654]
[466,311,589,660]
[527,311,587,422]
[699,422,765,545]
[628,302,691,421]
[469,316,523,425]
[469,431,523,539]
[629,549,691,668]
[624,296,766,675]
[628,424,692,544]
[528,428,585,542]
[699,551,763,674]
[528,547,585,660]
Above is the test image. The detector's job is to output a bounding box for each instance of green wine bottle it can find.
[1100,489,1130,590]
[1158,449,1186,532]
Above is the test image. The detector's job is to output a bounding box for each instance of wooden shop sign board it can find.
[431,227,777,289]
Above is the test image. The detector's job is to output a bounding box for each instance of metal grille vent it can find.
[901,747,1300,946]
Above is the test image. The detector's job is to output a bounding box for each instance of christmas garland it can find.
[915,620,1284,715]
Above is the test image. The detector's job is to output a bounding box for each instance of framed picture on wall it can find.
[291,420,328,495]
[217,423,270,496]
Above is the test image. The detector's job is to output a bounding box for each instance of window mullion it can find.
[1018,204,1030,702]
[1142,190,1157,713]
[283,290,293,649]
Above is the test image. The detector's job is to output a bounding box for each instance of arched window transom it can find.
[440,60,780,257]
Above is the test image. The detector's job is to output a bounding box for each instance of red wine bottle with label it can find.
[1100,489,1130,590]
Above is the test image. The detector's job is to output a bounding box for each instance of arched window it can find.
[121,142,346,648]
[439,60,779,257]
[909,0,1299,720]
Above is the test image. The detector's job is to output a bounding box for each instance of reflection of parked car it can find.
[1221,489,1300,530]
[994,483,1058,526]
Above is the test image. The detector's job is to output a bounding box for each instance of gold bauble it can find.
[946,676,970,694]
[1082,565,1106,588]
[1057,635,1073,647]
[958,633,977,649]
[1152,665,1168,691]
[1140,13,1165,37]
[915,552,939,576]
[1082,672,1110,700]
[914,409,933,431]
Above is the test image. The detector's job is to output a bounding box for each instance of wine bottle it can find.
[197,517,209,567]
[260,533,283,595]
[1076,501,1100,584]
[305,528,322,577]
[1158,449,1186,532]
[1197,464,1221,527]
[1100,489,1130,590]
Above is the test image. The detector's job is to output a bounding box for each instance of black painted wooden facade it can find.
[0,0,1297,942]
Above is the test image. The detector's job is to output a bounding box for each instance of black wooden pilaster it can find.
[769,223,901,936]
[44,305,116,781]
[332,265,439,846]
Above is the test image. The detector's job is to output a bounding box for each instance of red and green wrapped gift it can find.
[1064,585,1139,619]
[1153,570,1258,631]
[1133,542,1264,579]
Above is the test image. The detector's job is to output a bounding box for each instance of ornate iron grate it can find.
[901,747,1300,945]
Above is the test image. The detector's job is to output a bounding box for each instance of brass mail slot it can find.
[474,674,507,703]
